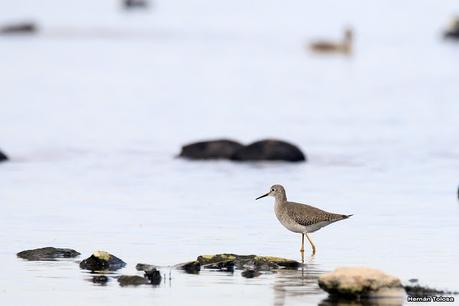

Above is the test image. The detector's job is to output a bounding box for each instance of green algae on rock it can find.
[79,250,126,271]
[196,254,300,271]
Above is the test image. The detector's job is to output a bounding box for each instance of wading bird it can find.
[256,185,352,260]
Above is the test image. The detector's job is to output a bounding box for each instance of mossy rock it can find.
[196,254,300,271]
[79,251,126,271]
[197,254,238,265]
[202,260,235,272]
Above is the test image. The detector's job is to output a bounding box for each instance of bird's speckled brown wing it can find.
[284,202,350,227]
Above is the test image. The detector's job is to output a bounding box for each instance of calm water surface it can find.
[0,0,459,305]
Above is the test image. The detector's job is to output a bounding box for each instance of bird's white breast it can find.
[274,203,306,233]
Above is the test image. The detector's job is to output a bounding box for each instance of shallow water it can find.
[1,0,459,305]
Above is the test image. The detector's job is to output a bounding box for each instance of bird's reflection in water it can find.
[273,256,324,306]
[272,256,403,306]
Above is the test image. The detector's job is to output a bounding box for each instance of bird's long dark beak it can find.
[256,192,269,200]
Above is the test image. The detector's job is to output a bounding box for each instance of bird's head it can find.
[256,184,286,200]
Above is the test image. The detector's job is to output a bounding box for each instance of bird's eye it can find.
[271,189,275,192]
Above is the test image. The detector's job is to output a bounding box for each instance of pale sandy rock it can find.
[318,267,402,298]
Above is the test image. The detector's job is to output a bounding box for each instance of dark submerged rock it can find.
[230,139,306,162]
[203,260,235,272]
[241,269,261,278]
[79,251,126,271]
[123,0,149,9]
[179,139,244,160]
[0,150,8,162]
[197,254,300,271]
[404,283,458,297]
[17,247,80,261]
[118,275,149,286]
[144,269,162,285]
[0,22,37,34]
[118,269,162,287]
[178,261,201,274]
[92,275,109,284]
[136,263,157,272]
[444,18,459,40]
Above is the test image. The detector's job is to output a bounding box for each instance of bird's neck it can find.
[274,194,287,206]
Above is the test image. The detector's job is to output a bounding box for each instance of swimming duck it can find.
[309,28,353,55]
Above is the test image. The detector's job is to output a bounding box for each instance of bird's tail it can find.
[342,214,353,219]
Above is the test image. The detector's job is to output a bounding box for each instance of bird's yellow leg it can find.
[305,233,316,256]
[300,234,305,263]
[300,234,304,253]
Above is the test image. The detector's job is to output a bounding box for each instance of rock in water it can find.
[0,150,8,162]
[196,254,300,271]
[230,139,306,162]
[179,139,244,160]
[79,251,126,271]
[404,282,458,297]
[17,247,80,261]
[318,267,402,298]
[202,260,235,272]
[241,269,261,278]
[92,275,109,284]
[118,275,149,286]
[144,269,162,285]
[0,22,37,34]
[177,261,201,274]
[444,17,459,40]
[123,0,148,9]
[136,263,158,272]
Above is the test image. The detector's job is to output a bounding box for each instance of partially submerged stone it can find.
[92,275,109,284]
[254,256,301,269]
[136,263,158,272]
[0,150,8,162]
[404,282,458,297]
[177,261,201,274]
[196,254,300,271]
[118,269,162,287]
[118,275,149,286]
[79,251,126,271]
[179,139,307,162]
[241,269,261,278]
[444,17,459,40]
[318,267,402,299]
[123,0,149,9]
[17,247,80,261]
[0,22,37,34]
[230,139,306,162]
[144,269,162,285]
[179,139,243,160]
[203,260,235,272]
